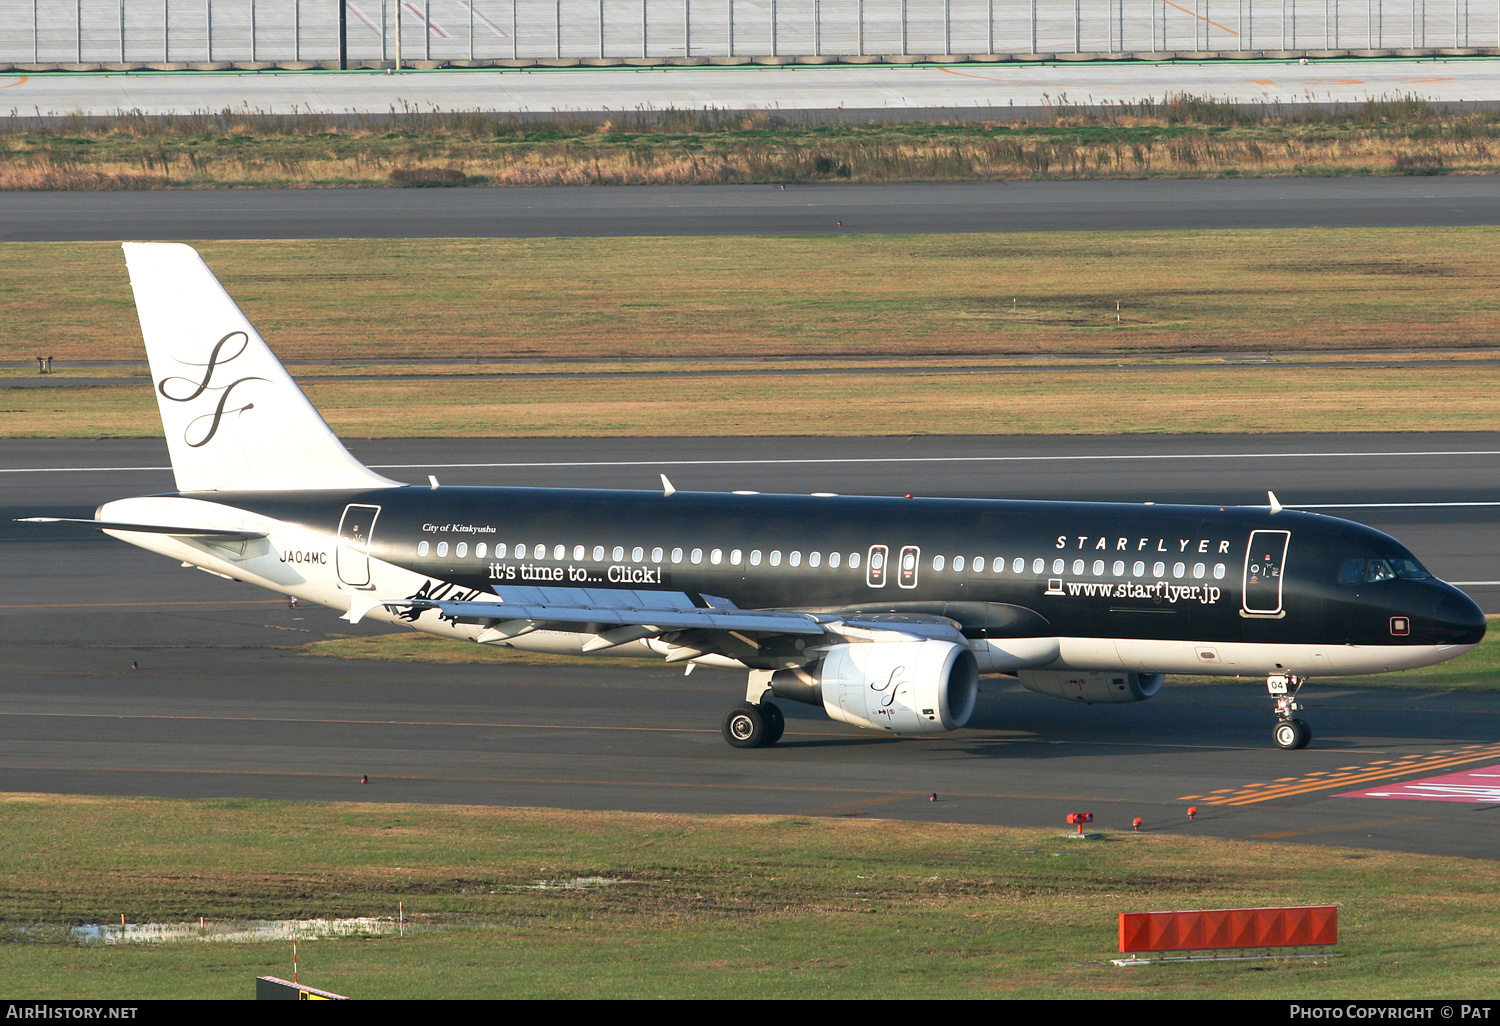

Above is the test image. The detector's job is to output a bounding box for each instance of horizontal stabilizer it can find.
[17,517,267,540]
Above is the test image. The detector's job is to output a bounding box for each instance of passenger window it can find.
[1032,558,1044,574]
[809,552,821,567]
[437,542,449,557]
[417,541,430,557]
[613,545,625,561]
[1112,560,1124,576]
[1337,558,1364,584]
[1172,562,1185,579]
[1071,559,1084,575]
[649,547,661,562]
[534,544,546,559]
[476,543,487,559]
[849,552,861,569]
[496,543,508,558]
[954,556,965,572]
[994,557,1006,573]
[691,548,703,564]
[554,544,566,560]
[1052,559,1065,574]
[1016,558,1027,574]
[1152,561,1165,577]
[1214,563,1226,579]
[457,542,469,558]
[750,550,762,566]
[769,551,782,566]
[672,547,684,563]
[1193,562,1205,579]
[789,551,801,567]
[1133,560,1145,577]
[731,549,743,565]
[1092,559,1104,575]
[572,545,584,560]
[711,548,723,565]
[933,555,946,571]
[828,552,840,568]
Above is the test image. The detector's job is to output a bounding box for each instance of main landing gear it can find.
[1267,673,1312,750]
[721,701,785,749]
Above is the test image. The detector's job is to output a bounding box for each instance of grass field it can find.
[3,97,1498,189]
[3,794,1499,999]
[6,231,1500,364]
[5,231,1500,438]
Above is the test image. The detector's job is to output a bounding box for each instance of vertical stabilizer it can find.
[123,243,401,493]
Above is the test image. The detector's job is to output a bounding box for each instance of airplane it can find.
[23,243,1487,753]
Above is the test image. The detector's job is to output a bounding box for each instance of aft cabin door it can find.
[336,504,381,588]
[1242,529,1290,616]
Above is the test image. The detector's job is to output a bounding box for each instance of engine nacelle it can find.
[799,640,979,734]
[1016,669,1164,704]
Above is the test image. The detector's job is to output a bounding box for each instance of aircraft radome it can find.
[23,244,1487,752]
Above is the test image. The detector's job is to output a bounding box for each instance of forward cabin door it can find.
[1242,529,1290,616]
[337,504,381,588]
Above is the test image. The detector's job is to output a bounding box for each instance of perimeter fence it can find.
[3,0,1499,68]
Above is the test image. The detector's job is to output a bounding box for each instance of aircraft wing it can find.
[391,591,828,637]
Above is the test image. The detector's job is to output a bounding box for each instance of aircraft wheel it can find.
[1292,718,1313,749]
[722,703,767,749]
[760,702,785,746]
[1273,719,1311,750]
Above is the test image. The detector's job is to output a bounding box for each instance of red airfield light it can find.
[1187,806,1198,820]
[1132,817,1143,832]
[1066,812,1094,834]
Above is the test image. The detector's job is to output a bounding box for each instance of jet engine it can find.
[771,640,979,734]
[1016,669,1164,704]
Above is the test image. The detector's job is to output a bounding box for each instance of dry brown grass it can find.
[7,360,1500,438]
[3,97,1499,188]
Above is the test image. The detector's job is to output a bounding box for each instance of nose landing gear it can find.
[1268,673,1312,750]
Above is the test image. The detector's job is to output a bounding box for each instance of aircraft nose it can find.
[1432,584,1487,645]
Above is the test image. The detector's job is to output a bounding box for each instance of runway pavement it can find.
[6,176,1500,241]
[5,433,1500,857]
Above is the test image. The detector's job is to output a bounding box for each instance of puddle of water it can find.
[511,876,637,892]
[10,917,405,945]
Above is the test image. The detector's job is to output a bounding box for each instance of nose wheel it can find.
[1272,717,1312,750]
[1268,674,1311,750]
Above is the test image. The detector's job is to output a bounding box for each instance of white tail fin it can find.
[123,243,400,493]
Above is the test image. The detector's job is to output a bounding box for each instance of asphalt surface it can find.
[5,433,1500,857]
[6,177,1500,241]
[9,58,1500,115]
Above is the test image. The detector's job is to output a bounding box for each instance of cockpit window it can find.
[1391,557,1432,580]
[1339,555,1434,584]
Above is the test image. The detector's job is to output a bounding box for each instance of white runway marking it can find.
[1343,764,1500,803]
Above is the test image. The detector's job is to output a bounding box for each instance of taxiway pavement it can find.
[4,434,1499,857]
[6,177,1500,241]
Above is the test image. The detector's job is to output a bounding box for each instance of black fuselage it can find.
[203,486,1486,652]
